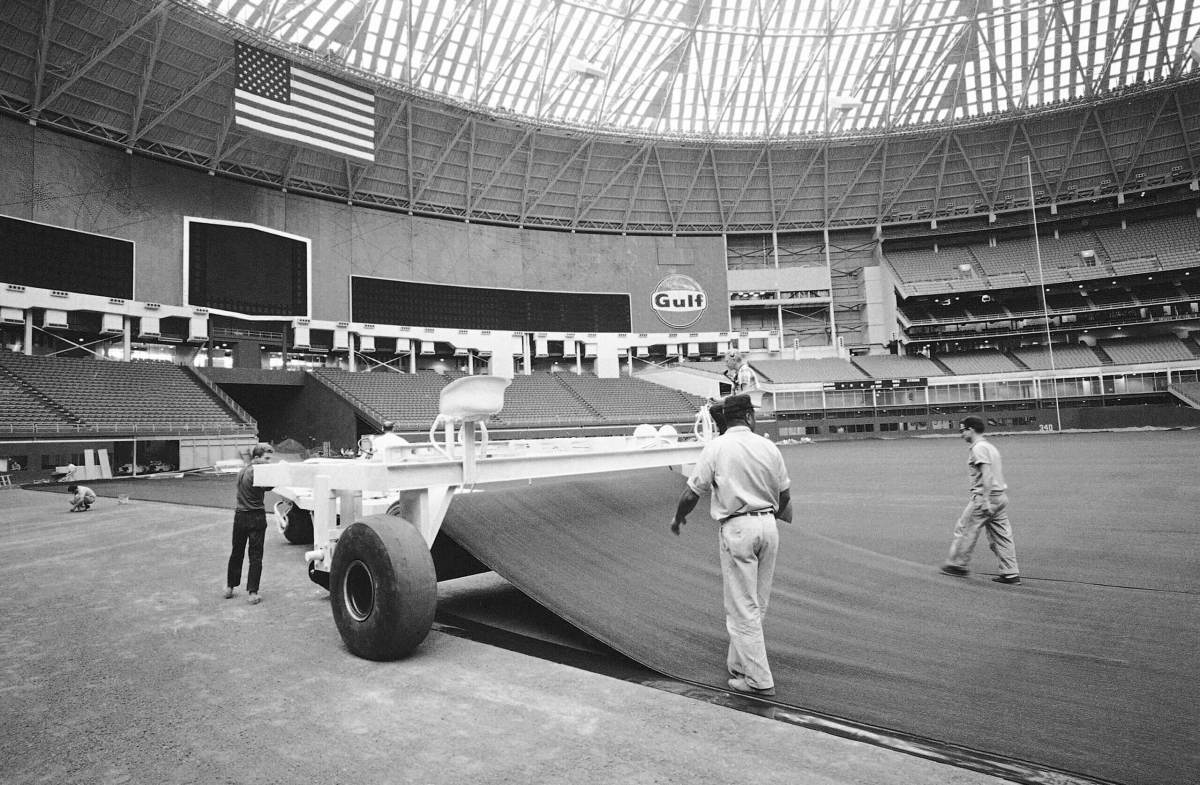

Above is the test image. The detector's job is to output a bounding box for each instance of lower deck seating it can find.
[1101,335,1195,364]
[1011,344,1101,370]
[851,354,946,378]
[0,350,248,431]
[935,351,1021,375]
[555,373,704,425]
[752,358,867,383]
[313,368,704,428]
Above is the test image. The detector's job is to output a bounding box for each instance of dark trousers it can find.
[227,510,267,593]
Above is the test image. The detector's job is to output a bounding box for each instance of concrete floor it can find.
[0,487,1018,785]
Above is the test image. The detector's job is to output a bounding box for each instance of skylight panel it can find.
[192,0,1199,138]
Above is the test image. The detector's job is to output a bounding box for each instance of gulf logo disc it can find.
[652,274,707,329]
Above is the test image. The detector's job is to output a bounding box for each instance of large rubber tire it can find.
[282,506,314,545]
[385,500,488,582]
[329,515,437,661]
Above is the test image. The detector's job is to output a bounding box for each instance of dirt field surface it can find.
[8,430,1198,784]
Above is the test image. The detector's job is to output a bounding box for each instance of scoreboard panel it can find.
[0,214,133,299]
[351,276,632,333]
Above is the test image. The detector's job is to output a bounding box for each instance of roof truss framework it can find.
[3,0,1200,235]
[193,0,1200,139]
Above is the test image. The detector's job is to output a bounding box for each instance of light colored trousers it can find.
[947,491,1019,575]
[719,513,780,690]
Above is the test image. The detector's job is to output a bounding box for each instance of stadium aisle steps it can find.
[0,362,82,426]
[927,355,955,375]
[550,374,602,419]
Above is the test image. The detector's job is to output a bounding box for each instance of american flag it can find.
[234,43,375,162]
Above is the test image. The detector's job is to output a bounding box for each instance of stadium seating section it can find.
[934,350,1022,375]
[1010,343,1102,370]
[849,354,946,378]
[0,350,251,433]
[312,368,705,429]
[885,213,1200,291]
[751,358,868,383]
[1100,335,1196,364]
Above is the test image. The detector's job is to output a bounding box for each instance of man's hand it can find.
[671,488,700,537]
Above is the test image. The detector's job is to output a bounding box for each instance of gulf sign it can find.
[652,274,707,328]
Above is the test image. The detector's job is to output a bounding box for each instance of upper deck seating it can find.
[0,350,247,430]
[1097,215,1200,270]
[1100,335,1195,365]
[1011,344,1101,370]
[752,358,867,383]
[851,354,946,378]
[885,245,977,283]
[935,351,1021,375]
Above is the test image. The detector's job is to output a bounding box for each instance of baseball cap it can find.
[960,416,986,433]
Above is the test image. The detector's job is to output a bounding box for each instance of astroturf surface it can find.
[39,430,1200,784]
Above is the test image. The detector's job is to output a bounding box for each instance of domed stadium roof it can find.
[195,0,1200,139]
[3,0,1200,233]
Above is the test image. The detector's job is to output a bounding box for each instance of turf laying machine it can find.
[254,375,714,661]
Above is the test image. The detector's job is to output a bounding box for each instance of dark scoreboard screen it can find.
[351,276,631,333]
[827,378,928,391]
[187,220,309,316]
[0,214,134,299]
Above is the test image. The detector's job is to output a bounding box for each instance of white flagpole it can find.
[1024,155,1062,432]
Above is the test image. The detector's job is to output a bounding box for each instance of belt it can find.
[722,509,774,523]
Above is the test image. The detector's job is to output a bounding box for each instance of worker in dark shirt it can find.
[224,443,274,605]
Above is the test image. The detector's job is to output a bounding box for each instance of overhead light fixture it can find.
[567,57,607,79]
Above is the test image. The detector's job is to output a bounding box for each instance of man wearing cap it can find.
[670,393,791,697]
[224,443,275,605]
[940,416,1021,585]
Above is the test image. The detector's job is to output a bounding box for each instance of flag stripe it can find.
[234,43,376,162]
[235,99,375,158]
[292,67,374,113]
[236,88,374,140]
[236,117,375,161]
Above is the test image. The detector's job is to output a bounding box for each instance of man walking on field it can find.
[940,416,1021,585]
[670,394,791,697]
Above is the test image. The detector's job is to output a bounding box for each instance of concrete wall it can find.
[0,116,729,334]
